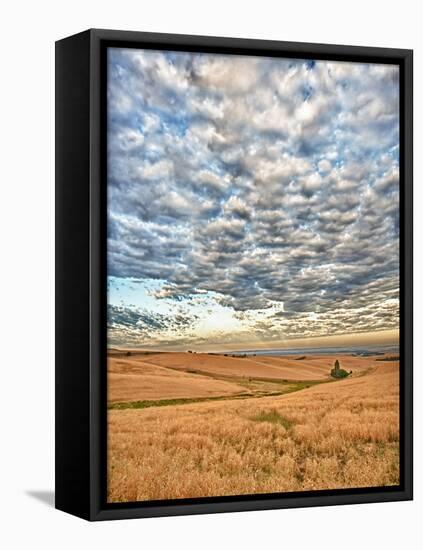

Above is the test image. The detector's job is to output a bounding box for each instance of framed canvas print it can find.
[55,29,413,521]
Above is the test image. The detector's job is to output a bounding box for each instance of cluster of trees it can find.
[330,359,351,379]
[375,355,400,362]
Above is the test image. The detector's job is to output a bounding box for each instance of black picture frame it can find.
[55,28,413,521]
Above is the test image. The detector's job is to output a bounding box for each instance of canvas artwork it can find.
[106,48,400,504]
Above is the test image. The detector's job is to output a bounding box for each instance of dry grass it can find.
[133,351,375,381]
[108,357,246,403]
[107,360,399,502]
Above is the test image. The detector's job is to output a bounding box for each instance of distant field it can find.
[112,351,374,383]
[108,357,247,403]
[107,350,399,502]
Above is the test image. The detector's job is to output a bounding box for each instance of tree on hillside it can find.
[331,359,350,379]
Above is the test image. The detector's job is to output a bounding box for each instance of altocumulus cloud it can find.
[107,48,399,349]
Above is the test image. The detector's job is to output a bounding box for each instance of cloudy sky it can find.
[107,47,399,351]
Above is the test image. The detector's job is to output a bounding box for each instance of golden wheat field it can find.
[107,351,399,503]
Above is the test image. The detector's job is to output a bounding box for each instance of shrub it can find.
[331,367,350,379]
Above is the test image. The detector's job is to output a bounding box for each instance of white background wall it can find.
[0,1,420,548]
